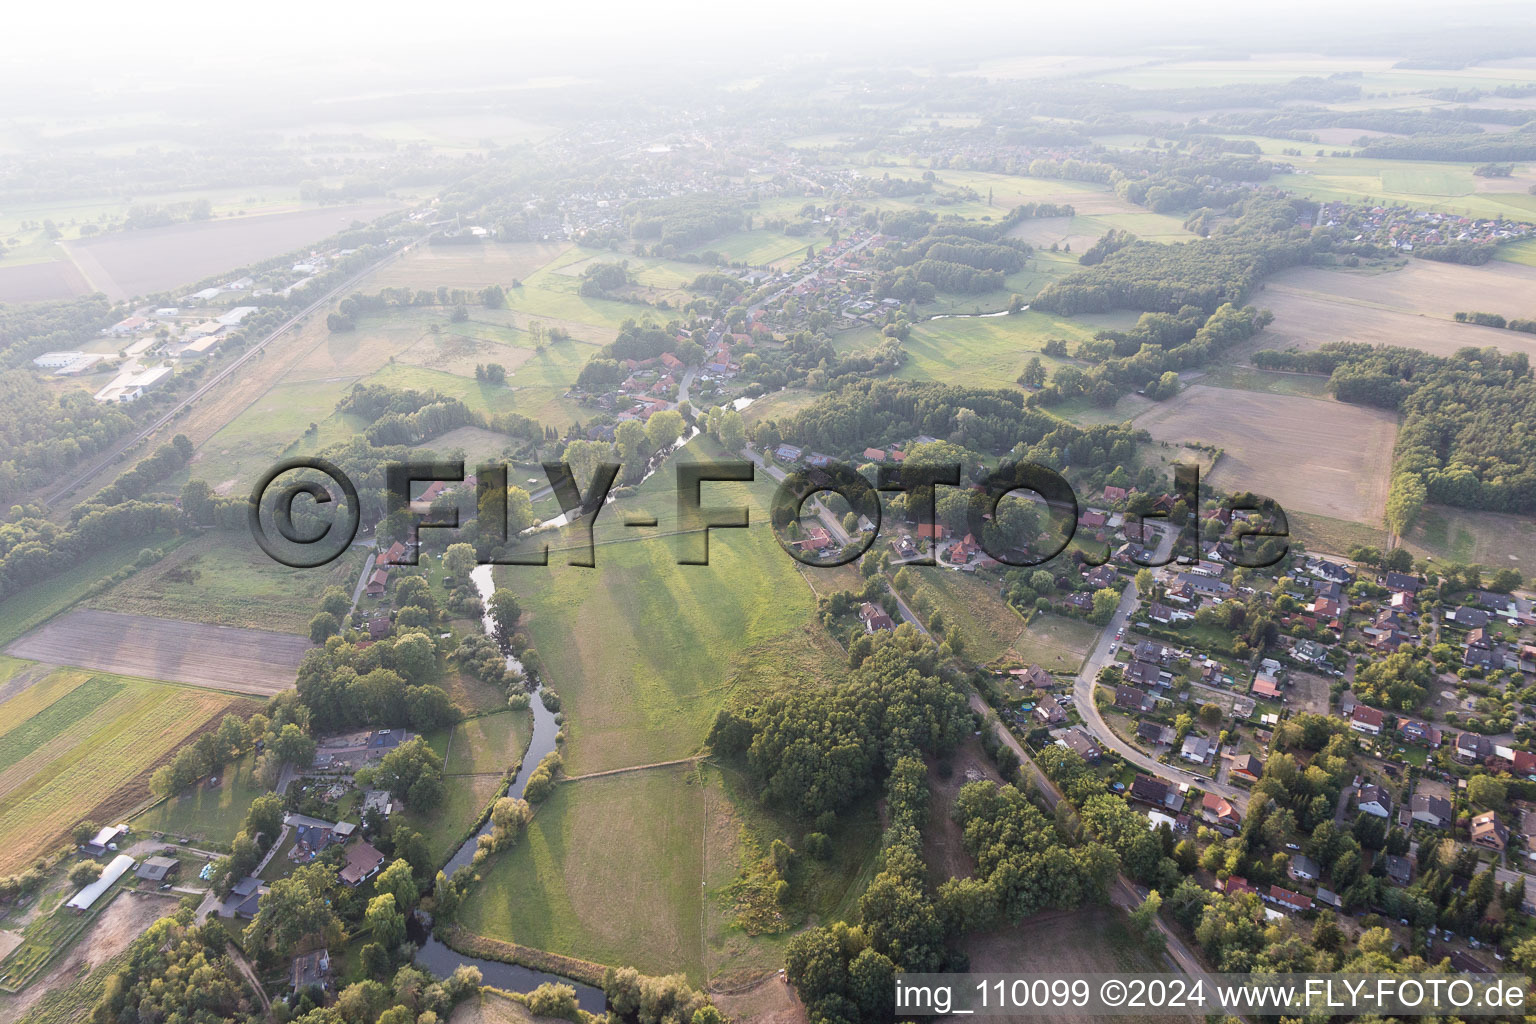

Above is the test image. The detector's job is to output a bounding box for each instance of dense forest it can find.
[1254,342,1536,523]
[1033,195,1316,314]
[763,379,1145,470]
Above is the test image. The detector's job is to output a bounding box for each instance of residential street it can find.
[969,692,1220,986]
[1071,584,1251,813]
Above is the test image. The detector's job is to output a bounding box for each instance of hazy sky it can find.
[8,0,1534,105]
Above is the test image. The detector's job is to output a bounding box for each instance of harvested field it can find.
[959,906,1200,1024]
[1133,385,1399,522]
[60,202,401,300]
[7,610,310,695]
[0,260,90,303]
[365,242,571,292]
[1250,262,1536,359]
[0,668,255,875]
[1404,504,1536,568]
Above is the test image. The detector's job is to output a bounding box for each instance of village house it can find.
[1124,659,1165,688]
[1349,705,1384,736]
[1472,811,1510,852]
[1267,885,1312,913]
[1251,674,1283,700]
[339,840,386,886]
[1130,774,1182,811]
[1288,854,1320,882]
[1034,694,1066,726]
[859,602,896,633]
[1357,783,1392,818]
[1181,734,1212,764]
[1221,876,1259,899]
[1060,728,1101,763]
[1410,794,1453,829]
[1228,754,1263,783]
[1457,732,1493,764]
[1202,792,1240,829]
[1384,854,1414,887]
[1137,721,1173,747]
[1114,685,1157,713]
[1399,719,1443,747]
[135,856,179,884]
[1009,664,1053,689]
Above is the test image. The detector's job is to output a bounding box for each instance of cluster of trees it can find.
[93,434,193,506]
[736,332,907,392]
[1357,135,1536,162]
[941,779,1118,930]
[708,630,968,821]
[1354,649,1435,710]
[784,757,936,1023]
[92,916,263,1023]
[601,966,725,1024]
[358,737,447,811]
[150,711,262,798]
[0,293,114,368]
[1034,195,1316,315]
[1078,228,1136,266]
[326,284,510,332]
[579,261,630,296]
[626,196,744,249]
[1453,310,1536,334]
[1274,344,1536,520]
[291,632,461,738]
[764,379,1143,472]
[0,368,137,503]
[0,471,191,605]
[1033,303,1272,409]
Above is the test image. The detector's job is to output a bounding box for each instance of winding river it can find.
[414,398,758,1010]
[412,565,605,1012]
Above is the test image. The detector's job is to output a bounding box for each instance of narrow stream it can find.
[412,565,605,1012]
[414,400,759,1009]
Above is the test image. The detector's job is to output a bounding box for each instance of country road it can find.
[968,692,1220,988]
[44,229,435,508]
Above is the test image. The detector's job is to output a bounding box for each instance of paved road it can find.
[45,230,434,508]
[1070,585,1251,813]
[969,693,1218,985]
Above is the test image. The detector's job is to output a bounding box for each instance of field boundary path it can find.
[44,230,435,508]
[562,756,701,782]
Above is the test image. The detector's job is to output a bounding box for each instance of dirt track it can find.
[7,609,309,695]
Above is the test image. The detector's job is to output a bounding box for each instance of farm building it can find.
[135,856,179,883]
[82,824,129,857]
[67,854,135,913]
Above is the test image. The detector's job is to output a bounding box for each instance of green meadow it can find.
[501,438,821,775]
[835,306,1093,390]
[87,533,365,634]
[133,751,264,843]
[460,762,881,985]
